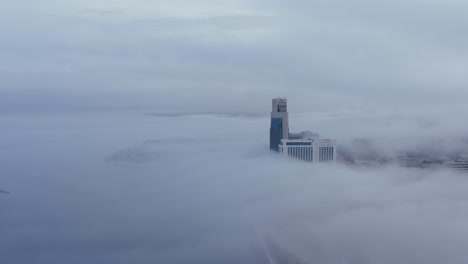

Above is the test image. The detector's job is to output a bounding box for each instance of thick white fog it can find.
[2,111,468,263]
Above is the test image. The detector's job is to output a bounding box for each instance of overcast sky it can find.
[2,0,468,114]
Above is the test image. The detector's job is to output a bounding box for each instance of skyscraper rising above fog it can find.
[270,98,289,151]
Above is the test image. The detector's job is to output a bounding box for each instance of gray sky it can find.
[2,0,468,113]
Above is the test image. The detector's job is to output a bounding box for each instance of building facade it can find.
[270,98,289,151]
[279,139,316,162]
[279,138,337,163]
[318,139,337,162]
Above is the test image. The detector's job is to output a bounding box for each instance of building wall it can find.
[319,146,335,162]
[282,145,314,162]
[319,139,337,162]
[270,118,283,151]
[280,139,337,163]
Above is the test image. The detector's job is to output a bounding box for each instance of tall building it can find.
[270,98,289,151]
[270,98,337,162]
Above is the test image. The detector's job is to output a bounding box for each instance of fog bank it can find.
[1,112,468,263]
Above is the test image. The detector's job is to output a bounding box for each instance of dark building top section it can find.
[270,118,283,151]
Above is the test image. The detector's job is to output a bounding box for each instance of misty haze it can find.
[3,1,468,264]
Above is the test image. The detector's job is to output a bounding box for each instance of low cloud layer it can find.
[2,112,468,263]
